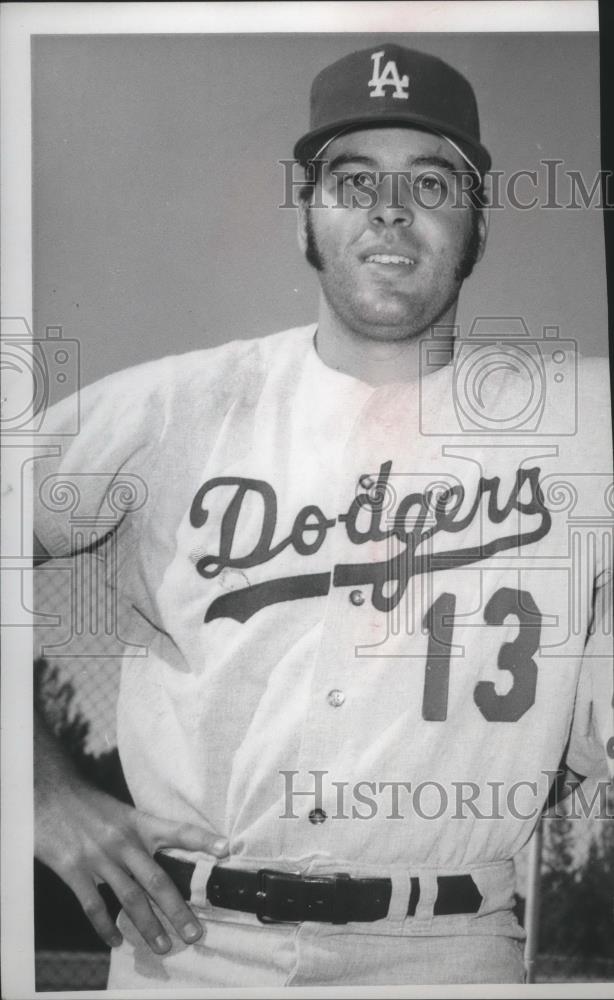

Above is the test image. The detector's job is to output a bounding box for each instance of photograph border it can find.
[1,3,610,999]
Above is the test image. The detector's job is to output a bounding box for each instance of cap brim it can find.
[294,112,491,176]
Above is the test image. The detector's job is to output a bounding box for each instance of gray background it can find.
[32,32,608,395]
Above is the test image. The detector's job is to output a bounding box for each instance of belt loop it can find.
[189,856,217,910]
[412,870,437,930]
[387,871,412,923]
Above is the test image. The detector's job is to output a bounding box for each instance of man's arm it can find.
[34,534,229,952]
[30,362,232,950]
[33,534,52,566]
[34,707,230,952]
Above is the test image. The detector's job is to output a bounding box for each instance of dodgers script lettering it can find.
[188,461,551,623]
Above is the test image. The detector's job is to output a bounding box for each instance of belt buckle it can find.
[256,869,302,924]
[256,869,351,925]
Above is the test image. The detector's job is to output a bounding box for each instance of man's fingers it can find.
[102,866,173,955]
[68,874,123,949]
[124,849,203,945]
[139,814,229,858]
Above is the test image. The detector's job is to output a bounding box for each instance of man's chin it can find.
[349,304,428,341]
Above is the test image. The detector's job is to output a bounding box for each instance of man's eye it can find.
[415,172,448,192]
[337,170,372,188]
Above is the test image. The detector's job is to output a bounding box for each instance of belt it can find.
[154,852,483,925]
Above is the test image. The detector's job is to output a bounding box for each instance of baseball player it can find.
[34,44,613,987]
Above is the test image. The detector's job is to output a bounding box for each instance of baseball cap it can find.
[294,43,491,177]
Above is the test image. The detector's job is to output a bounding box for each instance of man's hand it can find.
[35,713,229,953]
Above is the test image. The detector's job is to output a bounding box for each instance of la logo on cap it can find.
[368,50,409,100]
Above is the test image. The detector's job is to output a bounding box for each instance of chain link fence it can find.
[33,546,613,989]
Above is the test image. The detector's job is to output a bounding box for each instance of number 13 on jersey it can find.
[422,587,542,723]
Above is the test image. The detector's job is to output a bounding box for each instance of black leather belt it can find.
[154,852,482,925]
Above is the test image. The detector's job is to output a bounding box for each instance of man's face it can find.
[297,127,486,342]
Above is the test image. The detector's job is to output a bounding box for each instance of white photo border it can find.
[0,3,606,999]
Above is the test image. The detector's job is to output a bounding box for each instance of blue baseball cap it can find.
[294,43,491,177]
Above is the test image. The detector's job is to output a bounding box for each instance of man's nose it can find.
[368,174,414,228]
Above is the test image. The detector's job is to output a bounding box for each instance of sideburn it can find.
[303,202,324,272]
[455,208,483,281]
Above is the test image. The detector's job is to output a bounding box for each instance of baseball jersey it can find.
[33,324,613,881]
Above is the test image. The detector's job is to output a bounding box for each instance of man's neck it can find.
[314,299,458,386]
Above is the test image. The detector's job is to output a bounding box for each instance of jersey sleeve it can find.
[565,560,614,781]
[562,356,614,780]
[33,357,171,558]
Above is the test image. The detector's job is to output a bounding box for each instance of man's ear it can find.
[475,204,490,263]
[296,197,309,255]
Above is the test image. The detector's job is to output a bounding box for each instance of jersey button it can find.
[607,737,614,759]
[327,689,345,708]
[349,589,365,606]
[308,808,327,825]
[359,474,375,490]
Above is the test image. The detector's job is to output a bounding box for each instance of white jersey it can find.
[34,325,613,881]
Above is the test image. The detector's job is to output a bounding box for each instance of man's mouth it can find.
[364,253,415,266]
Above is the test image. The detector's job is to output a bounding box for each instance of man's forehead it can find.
[322,127,467,171]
